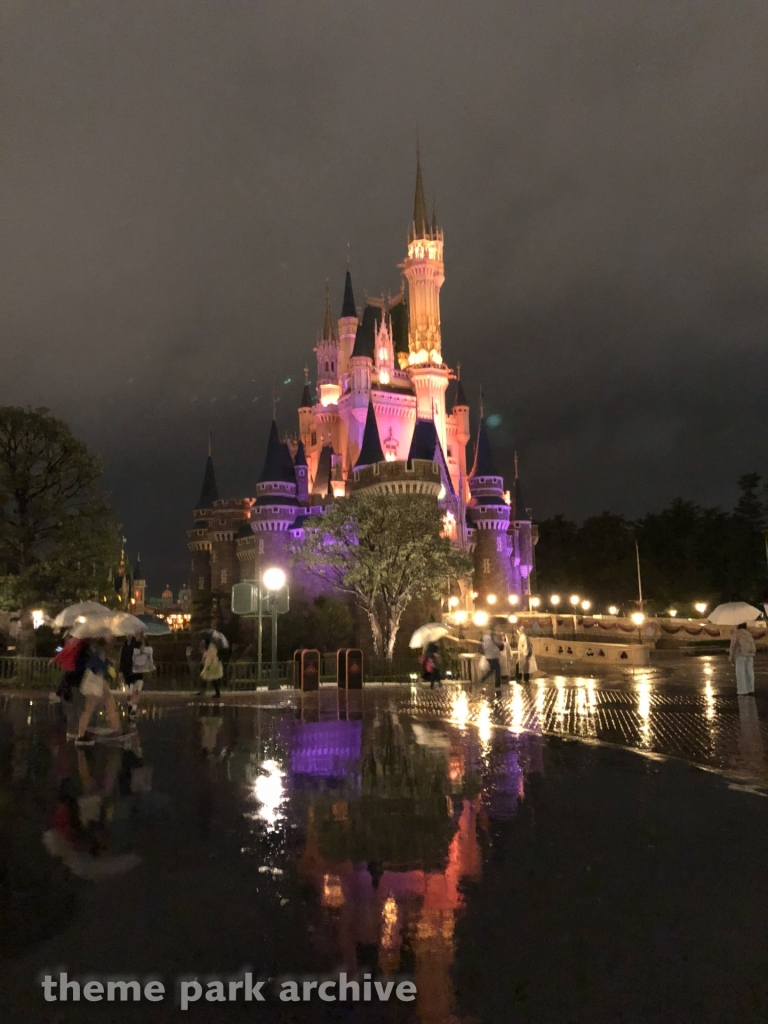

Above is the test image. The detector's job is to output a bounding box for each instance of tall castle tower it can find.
[466,412,513,603]
[401,149,450,455]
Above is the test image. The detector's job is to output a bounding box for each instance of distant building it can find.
[187,155,536,621]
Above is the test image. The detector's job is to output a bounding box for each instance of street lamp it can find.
[448,596,459,608]
[263,567,287,682]
[550,594,561,607]
[631,610,645,647]
[694,602,708,617]
[530,596,541,610]
[508,614,518,624]
[487,594,497,605]
[453,610,468,624]
[668,609,678,618]
[570,595,580,607]
[473,610,489,627]
[581,600,591,612]
[508,594,519,606]
[607,605,619,616]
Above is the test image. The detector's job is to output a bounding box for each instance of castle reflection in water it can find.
[234,692,544,1024]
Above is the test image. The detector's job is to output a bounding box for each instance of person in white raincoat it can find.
[729,622,756,695]
[516,627,536,682]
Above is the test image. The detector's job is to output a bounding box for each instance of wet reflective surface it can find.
[2,670,768,1022]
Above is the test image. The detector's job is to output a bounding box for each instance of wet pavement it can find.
[1,665,768,1023]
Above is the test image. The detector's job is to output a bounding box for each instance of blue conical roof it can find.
[341,270,357,318]
[259,421,296,484]
[294,440,307,467]
[354,402,384,468]
[351,305,382,359]
[470,418,498,477]
[195,454,219,509]
[408,419,441,461]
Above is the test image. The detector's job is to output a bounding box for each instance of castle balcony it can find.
[349,458,442,497]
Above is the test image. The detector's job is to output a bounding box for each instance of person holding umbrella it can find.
[729,622,756,696]
[197,637,224,700]
[74,639,123,745]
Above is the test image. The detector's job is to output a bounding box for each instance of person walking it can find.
[197,638,223,700]
[119,633,143,720]
[729,622,756,696]
[517,627,535,682]
[74,640,123,745]
[481,629,503,689]
[421,640,443,689]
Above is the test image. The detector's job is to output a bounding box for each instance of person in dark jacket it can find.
[421,641,443,689]
[119,633,144,719]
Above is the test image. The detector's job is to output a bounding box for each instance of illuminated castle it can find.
[188,155,535,620]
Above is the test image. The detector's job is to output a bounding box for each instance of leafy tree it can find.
[0,407,120,639]
[273,595,355,659]
[291,492,472,660]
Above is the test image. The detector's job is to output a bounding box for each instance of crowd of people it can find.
[420,625,537,690]
[55,631,224,745]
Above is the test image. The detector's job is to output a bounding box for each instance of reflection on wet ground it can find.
[1,672,768,1022]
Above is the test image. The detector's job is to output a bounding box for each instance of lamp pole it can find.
[271,594,278,682]
[257,584,263,682]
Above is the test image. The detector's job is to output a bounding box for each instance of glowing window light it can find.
[379,369,390,385]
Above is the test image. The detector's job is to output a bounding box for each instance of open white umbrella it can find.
[53,601,113,629]
[409,623,450,649]
[708,602,761,626]
[69,612,146,639]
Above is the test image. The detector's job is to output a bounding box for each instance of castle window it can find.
[325,362,329,371]
[447,447,452,457]
[482,558,491,574]
[198,576,206,590]
[311,432,317,446]
[220,569,228,586]
[496,536,504,552]
[258,538,264,554]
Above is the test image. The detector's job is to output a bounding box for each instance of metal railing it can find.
[0,654,432,691]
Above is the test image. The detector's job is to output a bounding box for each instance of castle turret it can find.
[338,268,358,377]
[452,370,470,499]
[354,401,385,469]
[467,414,512,606]
[401,150,449,454]
[298,369,313,448]
[294,439,309,504]
[509,454,535,597]
[188,438,218,601]
[316,285,342,407]
[131,554,146,615]
[251,420,300,582]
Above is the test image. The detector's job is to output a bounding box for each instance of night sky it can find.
[1,2,765,594]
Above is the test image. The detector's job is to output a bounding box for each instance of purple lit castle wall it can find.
[187,155,536,620]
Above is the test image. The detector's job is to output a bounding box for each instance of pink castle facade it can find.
[188,157,536,620]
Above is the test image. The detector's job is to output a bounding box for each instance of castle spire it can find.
[195,439,219,511]
[413,143,429,238]
[341,268,357,319]
[322,280,336,340]
[354,401,385,468]
[470,413,498,478]
[258,420,296,484]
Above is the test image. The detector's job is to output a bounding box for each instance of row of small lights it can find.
[446,593,712,629]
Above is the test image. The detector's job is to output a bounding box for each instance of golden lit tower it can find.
[402,149,450,455]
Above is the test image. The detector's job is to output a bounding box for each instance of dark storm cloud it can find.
[0,0,765,590]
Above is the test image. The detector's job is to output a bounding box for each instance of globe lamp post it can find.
[263,567,287,682]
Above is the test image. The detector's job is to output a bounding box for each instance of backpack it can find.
[52,638,85,673]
